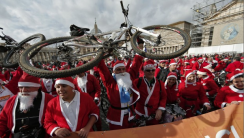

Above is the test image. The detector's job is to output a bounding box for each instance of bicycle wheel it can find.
[130,25,191,60]
[3,34,46,68]
[19,36,104,78]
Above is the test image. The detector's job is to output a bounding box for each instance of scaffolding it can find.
[191,0,244,47]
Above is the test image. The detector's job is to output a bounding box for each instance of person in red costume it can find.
[73,63,102,131]
[214,58,228,72]
[214,71,243,108]
[197,68,219,97]
[178,70,211,118]
[44,77,99,138]
[0,67,23,112]
[0,72,53,138]
[192,57,204,71]
[134,60,167,125]
[164,72,179,104]
[97,54,143,130]
[225,56,243,73]
[40,78,56,97]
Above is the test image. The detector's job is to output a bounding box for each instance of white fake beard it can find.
[18,91,38,113]
[77,75,87,90]
[115,72,132,89]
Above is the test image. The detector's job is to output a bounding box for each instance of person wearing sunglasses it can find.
[157,60,181,83]
[96,54,143,130]
[134,60,167,126]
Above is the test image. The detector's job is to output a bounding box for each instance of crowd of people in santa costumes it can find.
[0,49,243,137]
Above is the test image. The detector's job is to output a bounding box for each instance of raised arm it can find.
[97,59,114,87]
[129,55,143,81]
[5,67,23,94]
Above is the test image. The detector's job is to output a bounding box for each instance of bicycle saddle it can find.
[70,24,90,36]
[70,24,90,32]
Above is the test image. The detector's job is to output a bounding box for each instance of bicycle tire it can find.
[130,25,191,60]
[3,34,46,68]
[19,36,104,78]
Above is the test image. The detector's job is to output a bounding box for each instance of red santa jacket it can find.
[0,92,53,137]
[178,82,209,117]
[73,73,101,100]
[0,67,23,112]
[3,70,11,81]
[192,61,202,71]
[40,78,56,97]
[97,55,143,126]
[225,61,243,73]
[165,84,179,104]
[44,91,99,136]
[214,85,243,108]
[214,61,227,72]
[134,77,167,117]
[200,76,219,96]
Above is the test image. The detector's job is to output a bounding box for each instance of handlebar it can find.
[120,1,125,11]
[0,27,3,30]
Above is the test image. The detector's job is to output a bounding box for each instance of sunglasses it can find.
[145,69,155,72]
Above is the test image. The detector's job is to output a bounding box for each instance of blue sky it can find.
[0,0,209,42]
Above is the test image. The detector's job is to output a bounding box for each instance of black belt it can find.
[145,104,153,109]
[111,105,131,110]
[182,96,197,101]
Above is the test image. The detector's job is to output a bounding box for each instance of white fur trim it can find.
[197,71,207,75]
[90,113,99,122]
[18,82,41,87]
[11,95,19,133]
[55,80,75,88]
[158,107,165,110]
[113,63,125,71]
[203,102,210,106]
[39,92,45,126]
[143,77,156,117]
[167,75,177,79]
[135,109,144,116]
[169,63,177,66]
[144,64,156,71]
[230,73,243,81]
[221,102,227,108]
[229,85,244,93]
[203,64,212,69]
[50,127,60,136]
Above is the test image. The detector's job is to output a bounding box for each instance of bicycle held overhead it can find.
[19,0,191,78]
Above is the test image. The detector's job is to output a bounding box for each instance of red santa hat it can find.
[202,62,212,70]
[198,57,203,61]
[184,60,190,64]
[55,77,75,88]
[185,70,196,87]
[159,60,167,64]
[229,70,243,81]
[143,60,155,70]
[113,60,125,71]
[164,72,178,91]
[197,68,213,78]
[169,60,177,66]
[18,72,41,87]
